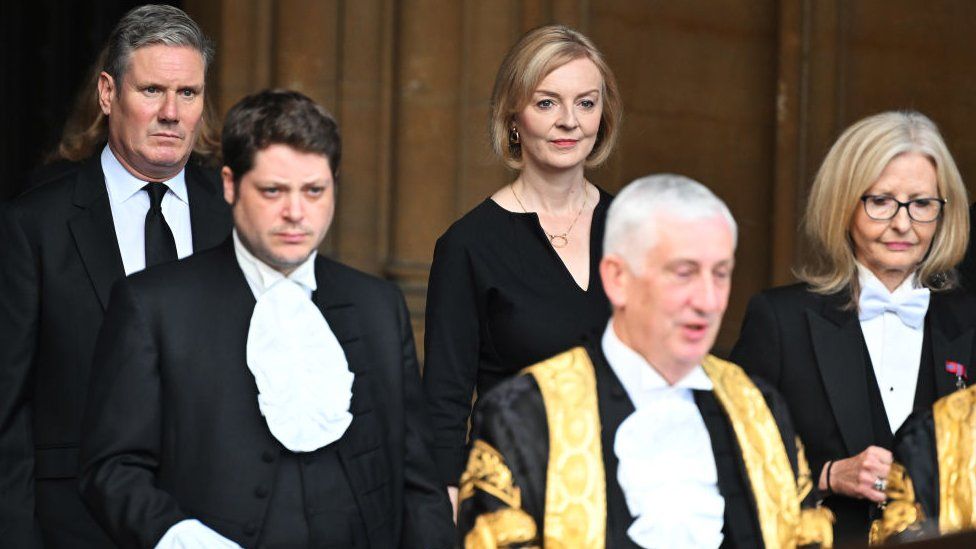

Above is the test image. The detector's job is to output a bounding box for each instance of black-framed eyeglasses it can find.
[860,195,946,223]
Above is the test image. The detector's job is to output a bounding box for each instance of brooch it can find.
[946,360,967,390]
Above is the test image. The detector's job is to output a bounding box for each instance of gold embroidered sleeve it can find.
[460,439,539,548]
[798,507,835,548]
[464,509,539,549]
[868,462,925,545]
[460,440,522,508]
[935,386,976,535]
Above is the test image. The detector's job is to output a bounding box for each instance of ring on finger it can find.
[874,477,887,492]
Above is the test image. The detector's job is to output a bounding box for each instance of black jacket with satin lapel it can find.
[731,282,976,543]
[928,292,976,397]
[0,152,230,548]
[79,239,455,549]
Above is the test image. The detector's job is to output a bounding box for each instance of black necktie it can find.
[144,183,178,267]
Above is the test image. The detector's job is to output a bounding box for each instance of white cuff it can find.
[154,519,243,549]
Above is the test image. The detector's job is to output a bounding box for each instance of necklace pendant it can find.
[548,234,569,248]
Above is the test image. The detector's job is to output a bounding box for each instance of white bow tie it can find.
[858,282,930,329]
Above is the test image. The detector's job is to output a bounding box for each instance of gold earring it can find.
[509,126,520,144]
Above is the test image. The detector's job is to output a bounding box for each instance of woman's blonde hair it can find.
[488,25,622,170]
[797,110,969,303]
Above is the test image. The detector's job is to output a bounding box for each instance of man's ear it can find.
[600,254,630,308]
[221,167,236,205]
[97,72,115,116]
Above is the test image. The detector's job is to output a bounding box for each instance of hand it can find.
[448,486,459,524]
[820,446,893,503]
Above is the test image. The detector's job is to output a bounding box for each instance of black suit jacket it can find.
[730,282,976,542]
[78,241,455,549]
[0,153,231,547]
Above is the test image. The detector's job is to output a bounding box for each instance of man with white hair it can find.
[457,174,834,548]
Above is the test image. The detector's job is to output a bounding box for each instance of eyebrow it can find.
[534,88,601,99]
[665,258,735,269]
[868,189,940,199]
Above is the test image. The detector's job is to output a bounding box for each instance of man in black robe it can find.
[458,174,834,548]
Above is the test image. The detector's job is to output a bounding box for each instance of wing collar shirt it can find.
[602,322,725,548]
[101,144,192,275]
[856,262,930,433]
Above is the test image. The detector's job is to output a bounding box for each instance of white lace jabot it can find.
[234,230,354,453]
[602,322,725,549]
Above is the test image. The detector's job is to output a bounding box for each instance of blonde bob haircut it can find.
[489,25,622,170]
[797,110,969,304]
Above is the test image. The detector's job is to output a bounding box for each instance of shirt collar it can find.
[601,321,712,409]
[100,143,189,205]
[233,229,318,296]
[856,261,919,297]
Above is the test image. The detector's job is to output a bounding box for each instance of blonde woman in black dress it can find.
[422,25,623,513]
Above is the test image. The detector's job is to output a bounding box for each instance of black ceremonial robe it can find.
[457,341,834,548]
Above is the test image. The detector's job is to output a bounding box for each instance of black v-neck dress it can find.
[422,188,613,485]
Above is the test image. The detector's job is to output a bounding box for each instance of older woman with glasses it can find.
[730,110,976,543]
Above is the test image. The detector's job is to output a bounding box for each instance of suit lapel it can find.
[312,259,364,372]
[928,294,975,398]
[67,156,124,310]
[311,259,371,441]
[807,295,875,455]
[185,161,232,253]
[312,259,388,547]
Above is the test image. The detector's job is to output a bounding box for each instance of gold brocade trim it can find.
[526,347,606,549]
[869,462,924,545]
[796,437,813,502]
[799,507,835,548]
[464,508,539,549]
[702,355,803,548]
[935,385,976,535]
[460,440,522,508]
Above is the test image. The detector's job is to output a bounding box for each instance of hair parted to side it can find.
[604,173,737,274]
[489,24,622,170]
[50,5,219,164]
[103,4,214,84]
[797,110,969,303]
[222,89,341,186]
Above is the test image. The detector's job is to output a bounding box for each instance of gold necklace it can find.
[510,182,587,248]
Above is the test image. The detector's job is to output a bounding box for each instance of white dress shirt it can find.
[234,229,316,300]
[101,144,193,275]
[602,322,725,549]
[857,263,929,433]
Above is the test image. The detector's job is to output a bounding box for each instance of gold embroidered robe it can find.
[458,345,833,548]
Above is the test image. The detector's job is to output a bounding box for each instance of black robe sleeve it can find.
[878,410,942,543]
[457,375,549,547]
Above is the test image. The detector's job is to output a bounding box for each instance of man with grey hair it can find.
[0,5,230,546]
[457,174,833,547]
